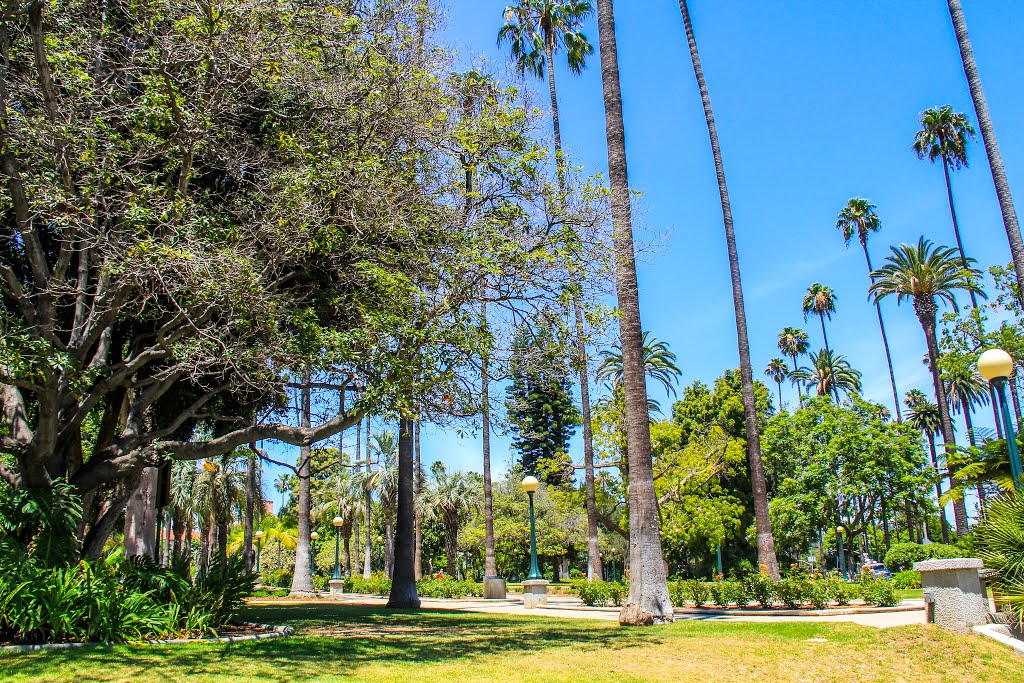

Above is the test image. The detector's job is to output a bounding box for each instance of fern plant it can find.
[975,492,1024,626]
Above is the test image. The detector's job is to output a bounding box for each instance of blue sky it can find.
[264,2,1024,510]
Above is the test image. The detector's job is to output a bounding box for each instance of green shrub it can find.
[417,577,482,599]
[730,581,750,607]
[975,492,1024,628]
[312,574,330,591]
[744,573,775,607]
[344,573,392,595]
[862,578,898,607]
[262,568,293,588]
[572,579,625,607]
[926,543,963,561]
[774,577,805,608]
[804,579,830,609]
[668,580,688,607]
[891,570,921,590]
[884,543,927,572]
[709,581,740,608]
[686,579,710,608]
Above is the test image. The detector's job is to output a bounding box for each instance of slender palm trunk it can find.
[790,353,804,401]
[861,245,901,421]
[384,513,395,578]
[290,378,314,595]
[541,21,601,582]
[678,0,780,580]
[363,416,372,579]
[946,0,1024,300]
[481,306,497,578]
[775,380,783,412]
[243,447,256,573]
[596,0,672,625]
[444,512,458,576]
[926,433,951,544]
[916,302,968,534]
[388,416,420,608]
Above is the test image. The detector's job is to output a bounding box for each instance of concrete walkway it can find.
[313,592,926,629]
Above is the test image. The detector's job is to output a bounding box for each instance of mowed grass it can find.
[1,602,1020,683]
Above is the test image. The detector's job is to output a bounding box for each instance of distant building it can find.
[262,499,274,515]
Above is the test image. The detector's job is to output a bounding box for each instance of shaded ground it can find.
[1,603,1019,682]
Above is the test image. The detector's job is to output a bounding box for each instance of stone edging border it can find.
[0,622,295,652]
[974,624,1024,656]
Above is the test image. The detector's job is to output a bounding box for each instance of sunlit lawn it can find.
[2,602,1020,683]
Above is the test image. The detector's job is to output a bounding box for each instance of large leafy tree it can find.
[836,198,901,420]
[871,238,984,534]
[505,321,581,486]
[678,0,780,580]
[595,0,672,624]
[945,0,1024,298]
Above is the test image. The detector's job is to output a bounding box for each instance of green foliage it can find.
[343,574,392,596]
[0,551,253,644]
[686,579,710,607]
[709,580,742,608]
[891,570,922,590]
[860,578,899,607]
[572,579,626,607]
[925,543,963,560]
[505,320,581,486]
[0,480,83,568]
[262,569,294,589]
[884,543,928,572]
[974,493,1024,627]
[416,577,483,599]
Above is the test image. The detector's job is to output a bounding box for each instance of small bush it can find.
[862,578,898,607]
[687,579,710,608]
[744,573,775,607]
[804,579,830,609]
[261,568,293,588]
[774,577,805,608]
[730,581,750,607]
[572,580,625,607]
[668,580,688,607]
[884,543,927,572]
[925,543,963,561]
[417,577,482,599]
[709,581,741,608]
[891,570,922,590]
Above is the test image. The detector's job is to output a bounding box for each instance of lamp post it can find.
[332,516,343,580]
[978,348,1024,492]
[310,531,319,578]
[521,476,543,581]
[609,547,618,582]
[836,526,846,580]
[254,530,264,574]
[715,544,723,577]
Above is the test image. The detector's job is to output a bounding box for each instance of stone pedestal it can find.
[914,558,989,634]
[328,579,345,595]
[483,576,507,600]
[522,579,549,608]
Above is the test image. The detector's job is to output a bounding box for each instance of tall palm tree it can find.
[596,331,682,398]
[870,238,985,534]
[368,431,399,577]
[802,283,837,354]
[193,455,246,571]
[791,349,862,400]
[595,0,673,624]
[497,0,602,582]
[777,326,810,401]
[944,365,991,507]
[764,358,789,412]
[316,471,365,578]
[945,0,1024,297]
[836,198,901,420]
[677,0,780,582]
[169,461,198,571]
[906,395,951,543]
[422,463,480,577]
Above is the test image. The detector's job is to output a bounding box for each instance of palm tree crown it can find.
[906,398,942,437]
[497,1,594,78]
[764,358,788,412]
[802,283,837,325]
[913,105,975,170]
[777,326,810,360]
[791,349,862,399]
[597,331,682,398]
[836,198,881,248]
[944,365,990,417]
[869,237,984,311]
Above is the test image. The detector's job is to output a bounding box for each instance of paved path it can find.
[312,593,926,629]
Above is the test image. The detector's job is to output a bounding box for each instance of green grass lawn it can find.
[1,602,1019,683]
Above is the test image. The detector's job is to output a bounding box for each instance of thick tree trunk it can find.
[388,416,420,608]
[947,0,1024,301]
[444,514,458,577]
[595,0,672,625]
[861,245,901,421]
[678,0,780,580]
[124,467,157,559]
[917,304,968,534]
[290,379,314,595]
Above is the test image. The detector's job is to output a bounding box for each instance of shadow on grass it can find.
[2,604,665,682]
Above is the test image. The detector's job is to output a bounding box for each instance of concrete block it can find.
[328,579,345,595]
[483,576,507,600]
[914,558,988,634]
[522,579,549,608]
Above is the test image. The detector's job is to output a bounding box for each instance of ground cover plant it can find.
[1,603,1020,683]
